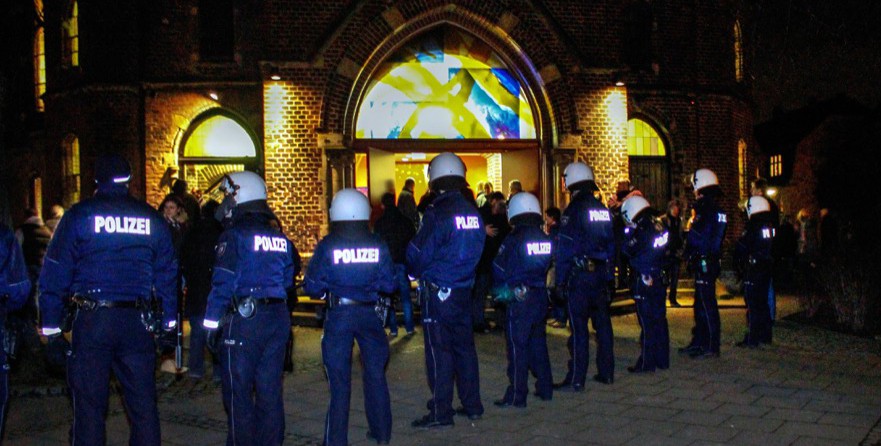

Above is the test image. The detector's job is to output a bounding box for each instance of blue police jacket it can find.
[38,185,178,331]
[685,196,727,260]
[203,211,296,326]
[492,224,553,288]
[622,215,670,276]
[406,190,486,289]
[303,229,396,302]
[1,224,31,311]
[555,190,615,287]
[734,212,775,265]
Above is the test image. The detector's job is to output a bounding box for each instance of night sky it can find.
[750,0,881,121]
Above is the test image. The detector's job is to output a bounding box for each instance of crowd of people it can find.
[0,151,805,445]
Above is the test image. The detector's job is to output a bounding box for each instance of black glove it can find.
[45,334,70,368]
[156,328,177,352]
[206,329,222,355]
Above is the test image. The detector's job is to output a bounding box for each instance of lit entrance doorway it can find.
[355,146,540,215]
[178,110,261,204]
[627,117,670,208]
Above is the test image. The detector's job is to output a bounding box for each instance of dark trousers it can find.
[219,303,289,446]
[744,268,773,345]
[421,285,483,422]
[322,304,391,446]
[470,271,491,328]
[502,289,553,405]
[691,272,721,354]
[632,275,670,371]
[68,307,159,446]
[188,312,220,379]
[564,270,615,386]
[666,258,681,304]
[0,331,9,441]
[386,264,415,334]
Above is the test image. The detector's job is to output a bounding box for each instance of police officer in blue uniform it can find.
[621,196,671,372]
[407,153,486,428]
[680,168,727,359]
[201,171,298,445]
[1,221,31,439]
[734,196,775,347]
[39,154,177,445]
[303,189,396,446]
[554,162,616,390]
[492,192,554,407]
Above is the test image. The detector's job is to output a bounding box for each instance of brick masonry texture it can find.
[5,0,755,252]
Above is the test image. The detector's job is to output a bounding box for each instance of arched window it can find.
[734,21,743,82]
[62,135,80,206]
[627,117,669,206]
[355,27,536,140]
[62,1,79,67]
[179,111,260,196]
[34,27,46,111]
[738,139,748,199]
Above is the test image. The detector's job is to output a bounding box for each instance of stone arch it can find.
[320,5,571,148]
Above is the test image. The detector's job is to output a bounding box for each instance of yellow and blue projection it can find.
[356,28,536,140]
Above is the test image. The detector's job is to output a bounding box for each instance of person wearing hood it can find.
[201,171,298,445]
[38,154,177,445]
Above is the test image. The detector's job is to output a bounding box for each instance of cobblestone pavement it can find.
[5,295,880,445]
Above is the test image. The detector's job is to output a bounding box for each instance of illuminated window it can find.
[734,21,743,82]
[34,27,46,111]
[356,27,536,140]
[770,154,783,178]
[62,1,79,67]
[62,135,80,206]
[183,114,257,158]
[627,118,666,156]
[738,139,748,199]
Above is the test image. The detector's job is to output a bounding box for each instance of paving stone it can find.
[666,398,722,412]
[670,410,731,427]
[723,415,784,432]
[677,424,739,442]
[727,430,800,445]
[712,403,770,418]
[776,421,867,442]
[817,411,879,428]
[803,399,881,416]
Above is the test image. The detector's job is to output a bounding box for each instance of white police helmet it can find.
[746,196,770,218]
[329,188,371,222]
[563,162,595,189]
[621,195,651,226]
[221,171,267,205]
[692,168,719,191]
[427,152,466,183]
[507,192,541,221]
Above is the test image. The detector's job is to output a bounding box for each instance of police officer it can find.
[201,171,298,445]
[680,168,727,359]
[554,162,616,390]
[734,196,774,347]
[1,221,31,439]
[303,189,396,445]
[492,192,554,407]
[39,154,177,445]
[621,196,671,372]
[407,153,486,428]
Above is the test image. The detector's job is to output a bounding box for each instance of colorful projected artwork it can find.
[356,27,536,140]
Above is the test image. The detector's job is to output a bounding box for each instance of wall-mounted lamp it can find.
[269,65,281,81]
[208,91,219,101]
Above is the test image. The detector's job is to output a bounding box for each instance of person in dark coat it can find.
[180,200,224,380]
[662,200,684,307]
[398,178,419,227]
[473,191,510,332]
[172,179,201,223]
[374,192,417,336]
[11,208,52,359]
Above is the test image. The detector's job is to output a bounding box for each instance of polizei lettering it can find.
[254,236,288,253]
[94,216,151,235]
[588,209,611,222]
[526,242,552,256]
[653,232,669,248]
[455,216,480,230]
[333,248,380,265]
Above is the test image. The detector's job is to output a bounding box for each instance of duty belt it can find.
[574,257,606,273]
[234,296,285,319]
[72,295,138,311]
[328,295,375,308]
